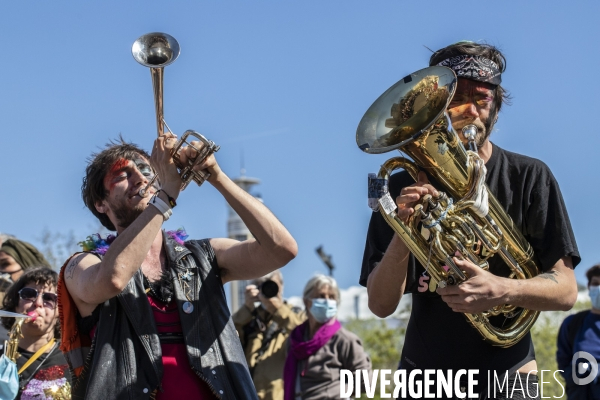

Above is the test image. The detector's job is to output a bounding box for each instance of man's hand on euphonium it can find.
[395,171,439,222]
[437,255,509,313]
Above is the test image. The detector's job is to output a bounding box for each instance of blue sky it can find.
[1,1,598,299]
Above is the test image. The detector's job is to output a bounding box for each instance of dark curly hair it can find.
[81,136,151,231]
[1,267,60,337]
[586,264,600,287]
[429,41,512,133]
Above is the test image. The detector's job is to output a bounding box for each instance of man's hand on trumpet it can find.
[150,132,183,199]
[176,139,223,184]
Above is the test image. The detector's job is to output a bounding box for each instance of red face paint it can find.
[103,158,130,193]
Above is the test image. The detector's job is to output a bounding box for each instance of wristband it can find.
[148,194,172,221]
[157,189,177,208]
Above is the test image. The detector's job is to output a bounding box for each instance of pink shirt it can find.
[148,296,217,400]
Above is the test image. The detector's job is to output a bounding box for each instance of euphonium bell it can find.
[356,66,540,347]
[132,33,220,197]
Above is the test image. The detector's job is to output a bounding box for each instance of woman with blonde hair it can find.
[283,274,371,400]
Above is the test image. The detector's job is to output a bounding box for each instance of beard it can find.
[470,120,489,148]
[451,117,491,149]
[112,197,145,229]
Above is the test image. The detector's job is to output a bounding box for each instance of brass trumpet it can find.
[357,66,540,347]
[132,32,220,197]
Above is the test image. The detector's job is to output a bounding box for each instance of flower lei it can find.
[78,228,189,255]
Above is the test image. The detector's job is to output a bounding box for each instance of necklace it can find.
[142,273,173,304]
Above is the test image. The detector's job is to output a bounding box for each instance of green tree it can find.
[37,228,80,270]
[344,318,404,371]
[344,318,404,399]
[37,224,109,270]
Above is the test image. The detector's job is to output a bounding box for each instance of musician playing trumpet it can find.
[361,41,580,399]
[58,134,297,400]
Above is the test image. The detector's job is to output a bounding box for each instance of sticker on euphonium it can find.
[368,173,388,212]
[378,193,397,215]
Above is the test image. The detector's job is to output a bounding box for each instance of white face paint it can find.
[134,158,154,179]
[103,156,157,230]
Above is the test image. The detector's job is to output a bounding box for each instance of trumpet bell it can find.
[132,32,180,68]
[356,66,456,154]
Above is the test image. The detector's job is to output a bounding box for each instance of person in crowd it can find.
[0,239,51,343]
[284,274,371,400]
[59,136,297,399]
[0,233,15,247]
[1,239,51,296]
[361,41,579,399]
[233,270,305,400]
[557,264,600,399]
[1,267,71,399]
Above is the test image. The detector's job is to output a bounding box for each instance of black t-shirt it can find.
[360,143,580,379]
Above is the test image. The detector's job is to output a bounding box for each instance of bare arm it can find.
[438,256,577,313]
[366,235,411,318]
[506,256,577,311]
[209,172,297,283]
[174,141,297,284]
[64,208,165,315]
[65,134,182,315]
[367,171,436,318]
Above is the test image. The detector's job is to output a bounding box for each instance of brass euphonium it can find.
[357,66,540,347]
[132,32,220,197]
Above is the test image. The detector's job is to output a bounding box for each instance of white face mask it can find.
[590,285,600,310]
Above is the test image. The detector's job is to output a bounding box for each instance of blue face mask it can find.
[589,285,600,310]
[309,298,337,323]
[0,354,19,400]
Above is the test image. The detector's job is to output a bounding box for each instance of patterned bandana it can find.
[437,55,502,85]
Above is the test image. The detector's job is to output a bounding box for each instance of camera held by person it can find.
[232,271,305,400]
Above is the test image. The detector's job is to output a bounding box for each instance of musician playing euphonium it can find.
[360,41,580,399]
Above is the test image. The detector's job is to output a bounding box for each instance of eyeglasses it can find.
[18,288,58,310]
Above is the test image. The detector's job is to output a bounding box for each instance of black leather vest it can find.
[71,234,258,400]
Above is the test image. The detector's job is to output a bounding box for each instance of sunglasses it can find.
[18,287,58,310]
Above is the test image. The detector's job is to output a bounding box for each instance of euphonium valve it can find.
[357,66,540,347]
